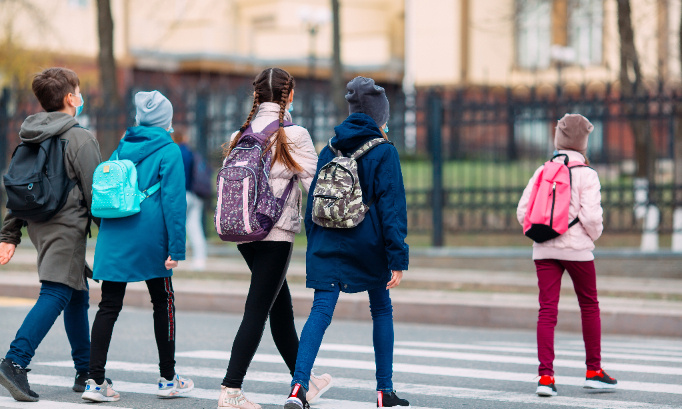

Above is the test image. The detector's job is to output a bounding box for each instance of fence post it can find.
[428,92,444,247]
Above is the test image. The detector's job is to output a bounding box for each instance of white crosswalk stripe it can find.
[34,336,682,409]
[0,395,135,408]
[25,374,439,409]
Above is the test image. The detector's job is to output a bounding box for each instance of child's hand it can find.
[165,256,178,270]
[0,242,16,265]
[386,270,403,289]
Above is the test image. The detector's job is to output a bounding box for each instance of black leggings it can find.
[222,241,298,388]
[89,277,176,383]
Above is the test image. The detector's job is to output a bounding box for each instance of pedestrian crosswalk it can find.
[27,338,682,409]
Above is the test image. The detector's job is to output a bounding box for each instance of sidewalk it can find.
[1,246,680,337]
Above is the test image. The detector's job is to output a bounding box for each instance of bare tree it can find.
[676,2,682,205]
[330,0,346,122]
[96,0,122,158]
[617,0,655,186]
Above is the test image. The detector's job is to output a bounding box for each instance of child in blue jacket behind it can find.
[284,77,410,409]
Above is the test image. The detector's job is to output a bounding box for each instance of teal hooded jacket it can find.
[93,126,186,282]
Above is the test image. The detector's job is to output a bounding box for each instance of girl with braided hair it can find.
[216,68,330,409]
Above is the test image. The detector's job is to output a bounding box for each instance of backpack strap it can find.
[279,175,298,202]
[259,120,294,136]
[351,138,392,160]
[327,139,343,158]
[139,181,161,202]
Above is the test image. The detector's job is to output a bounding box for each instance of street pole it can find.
[308,24,318,142]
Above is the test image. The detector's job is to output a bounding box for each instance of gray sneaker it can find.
[81,379,120,402]
[0,358,39,402]
[157,373,194,398]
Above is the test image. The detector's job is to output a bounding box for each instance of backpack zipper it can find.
[549,181,557,228]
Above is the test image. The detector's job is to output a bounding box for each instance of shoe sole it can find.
[536,385,557,397]
[584,380,617,389]
[284,397,307,409]
[0,368,39,402]
[82,391,121,402]
[157,383,195,398]
[307,379,332,404]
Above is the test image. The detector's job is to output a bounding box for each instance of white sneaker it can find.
[157,373,194,398]
[81,379,120,402]
[218,386,262,408]
[306,372,332,403]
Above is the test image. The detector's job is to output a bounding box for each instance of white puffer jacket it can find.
[229,102,318,243]
[517,150,603,261]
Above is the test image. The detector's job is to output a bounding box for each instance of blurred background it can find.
[1,0,681,251]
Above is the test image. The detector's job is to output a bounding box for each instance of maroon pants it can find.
[535,259,602,376]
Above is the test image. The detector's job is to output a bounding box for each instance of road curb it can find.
[1,282,680,338]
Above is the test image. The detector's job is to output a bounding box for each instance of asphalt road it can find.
[0,298,680,409]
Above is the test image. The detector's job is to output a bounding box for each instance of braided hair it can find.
[224,68,302,172]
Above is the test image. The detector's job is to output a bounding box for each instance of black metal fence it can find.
[407,82,682,243]
[1,78,680,245]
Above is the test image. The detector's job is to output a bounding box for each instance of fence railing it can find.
[1,79,680,247]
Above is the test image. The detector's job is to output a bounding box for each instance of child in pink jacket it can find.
[517,114,618,397]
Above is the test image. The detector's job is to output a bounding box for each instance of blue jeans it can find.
[292,286,394,392]
[6,281,90,372]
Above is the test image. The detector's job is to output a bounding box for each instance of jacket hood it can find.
[331,113,384,153]
[116,126,174,163]
[19,112,78,143]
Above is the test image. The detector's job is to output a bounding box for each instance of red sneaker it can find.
[585,369,617,389]
[536,375,557,396]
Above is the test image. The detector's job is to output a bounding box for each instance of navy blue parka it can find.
[304,113,409,293]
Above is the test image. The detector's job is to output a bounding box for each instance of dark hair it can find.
[224,68,302,172]
[31,67,80,112]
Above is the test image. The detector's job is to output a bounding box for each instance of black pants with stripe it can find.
[89,277,176,383]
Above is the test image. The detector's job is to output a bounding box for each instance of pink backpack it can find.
[523,154,586,243]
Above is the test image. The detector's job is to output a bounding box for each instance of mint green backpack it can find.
[91,152,160,218]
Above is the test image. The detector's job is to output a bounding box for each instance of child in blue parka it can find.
[82,91,193,403]
[284,77,410,409]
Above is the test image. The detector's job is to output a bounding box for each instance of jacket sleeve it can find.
[0,213,23,245]
[578,169,603,241]
[159,144,187,261]
[517,166,543,226]
[289,127,318,193]
[374,146,409,271]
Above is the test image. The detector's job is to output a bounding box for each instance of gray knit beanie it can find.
[345,76,390,128]
[135,90,173,129]
[554,113,593,156]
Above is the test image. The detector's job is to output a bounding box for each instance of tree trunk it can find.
[96,0,121,158]
[676,2,682,204]
[330,0,346,123]
[617,0,655,186]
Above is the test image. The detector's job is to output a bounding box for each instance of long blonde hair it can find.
[223,68,302,172]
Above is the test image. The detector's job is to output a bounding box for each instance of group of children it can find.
[0,66,616,408]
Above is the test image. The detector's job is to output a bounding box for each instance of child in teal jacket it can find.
[83,91,193,403]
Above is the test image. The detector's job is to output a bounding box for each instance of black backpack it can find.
[3,126,77,222]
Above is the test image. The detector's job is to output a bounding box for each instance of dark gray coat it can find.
[1,112,102,291]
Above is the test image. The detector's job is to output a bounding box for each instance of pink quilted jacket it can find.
[516,150,603,261]
[229,103,318,243]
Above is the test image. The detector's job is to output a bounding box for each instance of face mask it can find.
[168,123,174,134]
[383,125,389,133]
[75,94,84,117]
[288,102,294,113]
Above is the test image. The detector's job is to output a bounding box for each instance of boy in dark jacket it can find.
[0,67,102,401]
[284,77,410,409]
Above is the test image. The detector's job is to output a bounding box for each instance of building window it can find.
[568,0,603,66]
[516,0,552,69]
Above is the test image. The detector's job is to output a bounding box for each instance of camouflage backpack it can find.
[311,137,390,228]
